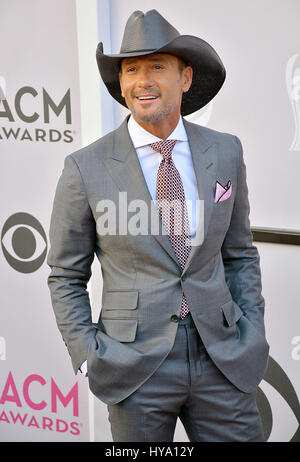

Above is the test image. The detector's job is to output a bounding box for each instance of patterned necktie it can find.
[151,140,191,319]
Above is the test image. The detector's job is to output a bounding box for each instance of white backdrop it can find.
[1,0,299,442]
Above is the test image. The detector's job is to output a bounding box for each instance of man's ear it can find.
[182,66,193,93]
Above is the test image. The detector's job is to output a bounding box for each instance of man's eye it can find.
[154,65,163,69]
[127,67,136,72]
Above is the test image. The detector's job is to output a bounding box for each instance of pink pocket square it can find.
[214,180,232,203]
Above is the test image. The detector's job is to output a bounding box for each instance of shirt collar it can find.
[127,115,188,149]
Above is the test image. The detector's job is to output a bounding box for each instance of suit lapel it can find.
[182,120,218,274]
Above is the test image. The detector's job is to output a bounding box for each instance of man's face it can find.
[119,53,192,130]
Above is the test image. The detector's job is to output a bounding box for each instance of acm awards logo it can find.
[0,76,74,143]
[1,212,47,273]
[0,368,82,436]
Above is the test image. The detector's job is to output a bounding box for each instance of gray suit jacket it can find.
[47,118,269,405]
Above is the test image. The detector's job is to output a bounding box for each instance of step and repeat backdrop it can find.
[1,0,299,442]
[0,0,90,441]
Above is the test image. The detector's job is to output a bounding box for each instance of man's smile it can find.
[135,93,160,104]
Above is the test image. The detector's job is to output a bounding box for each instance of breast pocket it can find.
[101,289,139,342]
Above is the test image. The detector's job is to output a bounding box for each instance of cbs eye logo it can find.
[1,212,47,273]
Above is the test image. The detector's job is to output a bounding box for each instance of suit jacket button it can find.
[171,315,179,323]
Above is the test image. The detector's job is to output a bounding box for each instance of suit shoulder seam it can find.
[68,154,89,197]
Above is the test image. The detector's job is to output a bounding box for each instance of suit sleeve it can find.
[221,136,266,337]
[47,154,97,374]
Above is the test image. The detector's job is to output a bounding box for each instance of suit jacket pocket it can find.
[221,299,243,327]
[101,318,138,342]
[103,289,138,310]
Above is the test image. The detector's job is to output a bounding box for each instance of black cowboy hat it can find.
[96,9,226,116]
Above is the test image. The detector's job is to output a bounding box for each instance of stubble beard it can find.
[130,101,175,124]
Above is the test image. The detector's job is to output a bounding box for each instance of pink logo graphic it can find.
[0,371,81,436]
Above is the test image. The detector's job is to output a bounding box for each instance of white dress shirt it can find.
[80,115,200,376]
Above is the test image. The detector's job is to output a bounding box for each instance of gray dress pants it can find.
[107,313,265,442]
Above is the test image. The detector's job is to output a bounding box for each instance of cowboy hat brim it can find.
[96,34,226,116]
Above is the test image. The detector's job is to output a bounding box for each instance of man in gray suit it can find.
[47,10,269,442]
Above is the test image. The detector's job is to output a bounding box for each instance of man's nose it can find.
[137,68,154,87]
